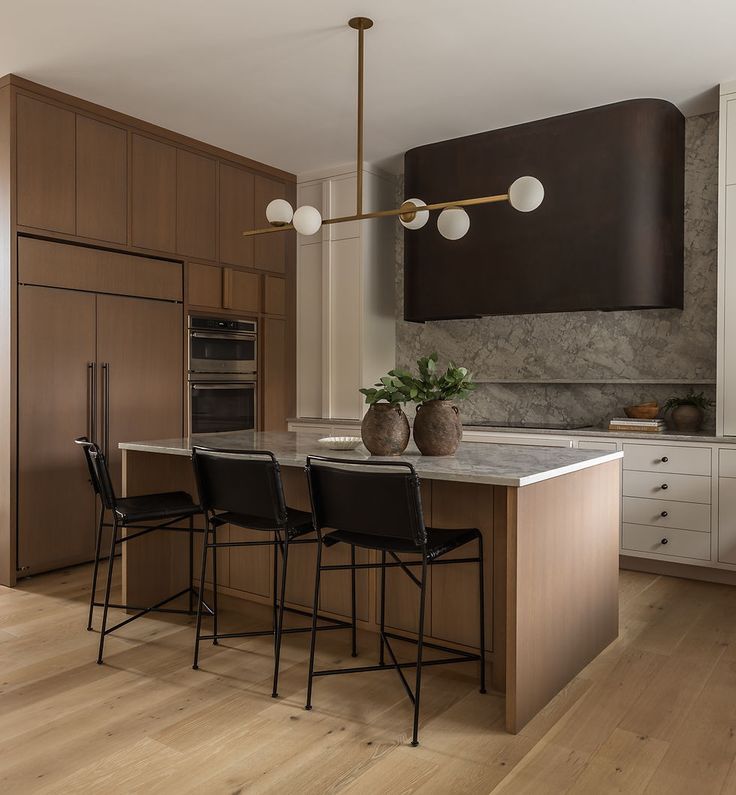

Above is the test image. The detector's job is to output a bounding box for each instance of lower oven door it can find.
[190,382,257,434]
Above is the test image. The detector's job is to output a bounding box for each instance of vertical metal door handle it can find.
[86,362,94,439]
[91,362,97,444]
[102,363,110,456]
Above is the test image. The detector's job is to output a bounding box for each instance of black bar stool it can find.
[304,455,486,747]
[191,446,356,698]
[74,437,204,664]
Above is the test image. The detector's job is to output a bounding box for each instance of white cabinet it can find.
[296,166,395,420]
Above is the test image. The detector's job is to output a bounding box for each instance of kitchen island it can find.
[120,431,622,733]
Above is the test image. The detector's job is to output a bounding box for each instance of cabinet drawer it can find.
[622,523,711,561]
[577,440,618,451]
[719,449,736,478]
[622,470,711,503]
[623,496,710,533]
[622,443,711,476]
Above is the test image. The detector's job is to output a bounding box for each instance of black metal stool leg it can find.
[87,504,106,631]
[478,536,487,694]
[188,515,195,615]
[305,536,323,711]
[379,550,387,666]
[211,525,219,645]
[272,531,289,697]
[193,521,210,670]
[350,544,357,657]
[411,555,428,747]
[272,531,279,640]
[97,516,119,665]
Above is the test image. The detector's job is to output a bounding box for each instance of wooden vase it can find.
[412,400,463,456]
[361,404,410,456]
[670,404,703,432]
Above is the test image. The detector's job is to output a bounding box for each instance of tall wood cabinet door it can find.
[16,95,76,233]
[262,317,289,431]
[223,268,260,313]
[96,295,183,494]
[177,149,217,260]
[254,175,287,273]
[130,134,177,252]
[219,163,254,268]
[76,116,127,243]
[18,286,97,573]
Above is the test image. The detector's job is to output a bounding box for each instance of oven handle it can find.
[190,331,257,341]
[191,383,257,390]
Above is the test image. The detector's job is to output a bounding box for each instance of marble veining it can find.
[119,431,622,488]
[394,112,718,426]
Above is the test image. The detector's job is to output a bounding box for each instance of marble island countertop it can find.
[119,430,622,488]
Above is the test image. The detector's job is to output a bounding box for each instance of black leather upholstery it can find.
[323,526,480,561]
[211,507,313,539]
[114,491,200,524]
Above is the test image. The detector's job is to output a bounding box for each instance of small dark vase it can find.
[361,403,410,456]
[413,400,463,456]
[670,404,704,432]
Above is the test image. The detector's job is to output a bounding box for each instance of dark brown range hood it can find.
[403,99,685,321]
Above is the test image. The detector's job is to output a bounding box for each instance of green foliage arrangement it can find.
[663,390,715,412]
[359,352,475,406]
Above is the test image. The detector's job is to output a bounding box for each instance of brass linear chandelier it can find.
[243,16,544,241]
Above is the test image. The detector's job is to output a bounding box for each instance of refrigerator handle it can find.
[86,362,95,441]
[102,362,110,456]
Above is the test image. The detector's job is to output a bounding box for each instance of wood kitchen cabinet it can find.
[264,275,286,316]
[219,163,255,268]
[16,95,76,233]
[76,115,127,244]
[177,149,217,261]
[254,174,287,273]
[262,317,288,431]
[187,262,223,308]
[223,268,260,314]
[131,134,177,252]
[18,286,97,574]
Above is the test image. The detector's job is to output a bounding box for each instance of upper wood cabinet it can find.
[264,275,286,316]
[254,175,287,273]
[16,95,76,233]
[223,268,260,314]
[187,262,223,308]
[130,134,177,252]
[177,149,217,260]
[76,116,127,244]
[219,163,254,268]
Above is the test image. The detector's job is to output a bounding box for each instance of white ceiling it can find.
[3,0,736,175]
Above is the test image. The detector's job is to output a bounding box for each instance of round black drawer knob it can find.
[661,483,669,490]
[661,456,669,463]
[661,538,669,544]
[661,511,668,517]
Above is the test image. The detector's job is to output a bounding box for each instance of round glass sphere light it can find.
[437,207,470,240]
[508,176,544,212]
[265,198,294,226]
[399,198,429,230]
[292,205,322,236]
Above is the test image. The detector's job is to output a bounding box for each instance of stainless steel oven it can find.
[188,316,257,377]
[189,379,257,434]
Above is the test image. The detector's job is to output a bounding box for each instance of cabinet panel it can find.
[724,185,736,434]
[329,174,360,240]
[296,242,323,418]
[177,149,217,260]
[719,477,736,563]
[219,163,255,268]
[727,99,736,186]
[187,262,222,308]
[254,175,287,273]
[130,134,177,252]
[577,440,618,451]
[262,317,288,431]
[76,115,127,243]
[18,237,182,302]
[223,269,260,313]
[16,95,76,233]
[18,286,96,572]
[264,275,286,316]
[96,295,183,496]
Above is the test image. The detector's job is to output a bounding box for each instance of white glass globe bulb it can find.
[437,207,470,240]
[265,198,294,226]
[508,176,544,212]
[399,198,429,230]
[292,205,322,236]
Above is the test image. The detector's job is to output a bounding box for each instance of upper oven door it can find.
[189,331,257,375]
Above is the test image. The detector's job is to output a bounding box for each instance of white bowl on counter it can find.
[317,436,363,451]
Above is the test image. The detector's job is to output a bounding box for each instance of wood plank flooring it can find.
[1,564,736,793]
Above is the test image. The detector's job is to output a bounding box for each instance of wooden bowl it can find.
[624,403,660,419]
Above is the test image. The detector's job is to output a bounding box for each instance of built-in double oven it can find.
[188,316,258,434]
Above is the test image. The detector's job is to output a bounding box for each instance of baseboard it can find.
[620,555,736,587]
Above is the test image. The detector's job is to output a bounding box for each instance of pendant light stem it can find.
[356,23,365,216]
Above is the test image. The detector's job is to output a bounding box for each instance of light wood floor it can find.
[2,565,736,794]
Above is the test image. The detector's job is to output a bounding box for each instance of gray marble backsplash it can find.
[394,112,718,428]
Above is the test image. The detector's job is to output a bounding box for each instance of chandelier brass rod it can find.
[356,22,364,216]
[242,192,510,237]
